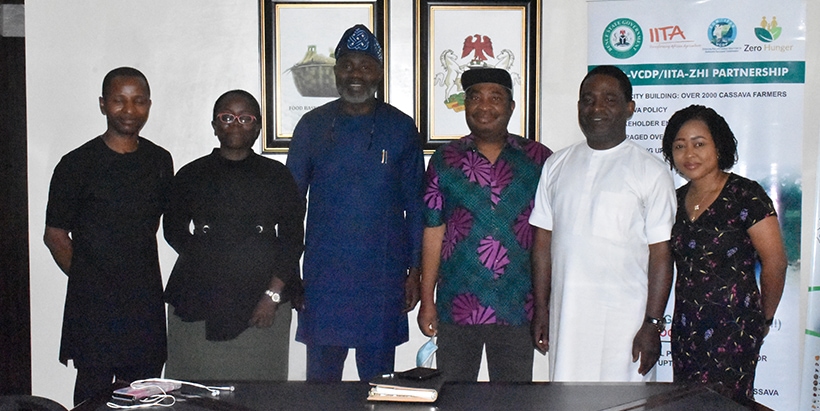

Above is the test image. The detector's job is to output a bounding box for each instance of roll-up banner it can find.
[587,1,805,409]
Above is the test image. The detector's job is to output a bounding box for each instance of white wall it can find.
[25,0,819,408]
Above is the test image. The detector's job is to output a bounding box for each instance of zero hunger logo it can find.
[755,16,782,43]
[707,18,736,48]
[603,18,643,59]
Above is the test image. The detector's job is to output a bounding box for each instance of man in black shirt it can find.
[44,67,173,405]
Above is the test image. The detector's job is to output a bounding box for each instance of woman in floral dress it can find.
[660,105,787,404]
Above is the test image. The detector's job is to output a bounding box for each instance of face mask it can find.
[416,336,438,368]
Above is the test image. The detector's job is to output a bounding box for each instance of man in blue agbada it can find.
[287,24,424,382]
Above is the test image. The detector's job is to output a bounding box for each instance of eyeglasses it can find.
[216,113,257,125]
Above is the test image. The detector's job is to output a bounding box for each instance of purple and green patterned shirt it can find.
[424,134,551,326]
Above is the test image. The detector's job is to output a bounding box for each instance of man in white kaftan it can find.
[529,140,675,381]
[529,66,676,382]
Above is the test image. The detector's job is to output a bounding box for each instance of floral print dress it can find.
[670,173,776,403]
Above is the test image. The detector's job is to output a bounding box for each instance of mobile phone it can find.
[111,386,165,403]
[111,381,180,403]
[396,367,441,381]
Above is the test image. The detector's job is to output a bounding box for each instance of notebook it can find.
[367,368,444,403]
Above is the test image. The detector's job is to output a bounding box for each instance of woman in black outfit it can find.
[163,90,305,380]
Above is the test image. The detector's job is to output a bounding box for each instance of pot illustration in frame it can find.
[287,45,339,98]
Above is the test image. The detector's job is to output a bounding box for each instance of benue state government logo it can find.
[603,18,643,59]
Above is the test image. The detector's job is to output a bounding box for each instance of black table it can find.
[76,381,768,411]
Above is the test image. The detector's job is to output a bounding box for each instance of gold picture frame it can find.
[260,0,388,152]
[415,0,541,151]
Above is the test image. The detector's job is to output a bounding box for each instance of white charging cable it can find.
[137,378,235,396]
[105,378,236,409]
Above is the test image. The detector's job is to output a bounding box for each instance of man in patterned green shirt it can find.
[417,68,552,381]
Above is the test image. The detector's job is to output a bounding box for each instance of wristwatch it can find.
[645,316,666,333]
[264,289,282,303]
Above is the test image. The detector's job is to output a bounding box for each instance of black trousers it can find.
[74,362,164,406]
[437,323,534,382]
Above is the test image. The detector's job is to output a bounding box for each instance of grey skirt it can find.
[165,302,292,381]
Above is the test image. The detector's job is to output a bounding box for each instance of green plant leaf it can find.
[755,27,773,42]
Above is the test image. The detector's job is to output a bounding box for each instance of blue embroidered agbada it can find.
[287,99,424,348]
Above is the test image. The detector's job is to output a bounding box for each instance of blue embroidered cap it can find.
[335,24,383,65]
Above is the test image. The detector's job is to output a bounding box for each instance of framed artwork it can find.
[260,0,388,152]
[415,0,541,151]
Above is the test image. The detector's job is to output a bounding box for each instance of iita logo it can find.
[755,16,782,42]
[707,18,736,48]
[603,18,643,59]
